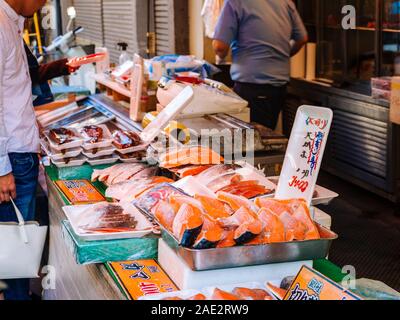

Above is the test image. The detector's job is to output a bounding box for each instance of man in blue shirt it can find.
[213,0,308,129]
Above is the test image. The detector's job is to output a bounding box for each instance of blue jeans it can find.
[0,153,39,300]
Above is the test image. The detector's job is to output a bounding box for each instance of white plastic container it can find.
[117,86,195,155]
[46,128,84,152]
[86,155,120,166]
[82,146,116,159]
[80,124,114,151]
[51,155,87,168]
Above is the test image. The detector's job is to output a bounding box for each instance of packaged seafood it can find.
[74,202,137,233]
[45,128,84,152]
[86,155,120,166]
[91,163,155,186]
[134,184,187,216]
[159,146,224,169]
[63,202,153,241]
[82,146,116,159]
[81,124,114,150]
[105,177,174,202]
[81,125,103,143]
[117,150,147,163]
[49,127,76,145]
[51,155,87,168]
[40,137,82,161]
[140,282,275,301]
[112,130,142,150]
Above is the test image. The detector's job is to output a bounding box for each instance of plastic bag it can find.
[150,55,220,79]
[201,0,224,38]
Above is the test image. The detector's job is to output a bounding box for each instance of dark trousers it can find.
[0,153,39,300]
[234,82,287,130]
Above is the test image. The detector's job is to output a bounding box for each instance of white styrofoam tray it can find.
[81,124,114,151]
[82,146,116,159]
[267,176,339,206]
[46,128,84,151]
[62,203,153,241]
[86,155,120,166]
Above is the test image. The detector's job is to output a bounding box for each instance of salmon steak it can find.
[217,191,259,212]
[159,146,224,169]
[210,288,241,300]
[193,215,224,249]
[153,200,176,232]
[172,204,204,247]
[232,288,274,300]
[194,195,232,219]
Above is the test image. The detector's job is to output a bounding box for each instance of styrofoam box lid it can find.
[139,86,194,144]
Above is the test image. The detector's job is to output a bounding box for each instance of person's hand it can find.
[68,65,80,74]
[0,173,16,203]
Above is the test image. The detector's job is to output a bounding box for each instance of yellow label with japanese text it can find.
[284,265,361,300]
[55,180,105,204]
[108,260,178,300]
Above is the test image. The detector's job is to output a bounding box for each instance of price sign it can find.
[275,105,333,206]
[284,265,361,300]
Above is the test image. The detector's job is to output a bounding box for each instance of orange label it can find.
[55,180,105,204]
[284,265,361,300]
[108,260,178,300]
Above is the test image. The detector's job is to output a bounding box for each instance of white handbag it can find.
[0,199,47,279]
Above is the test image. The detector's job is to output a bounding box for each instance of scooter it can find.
[37,6,97,94]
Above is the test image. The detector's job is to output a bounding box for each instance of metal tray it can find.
[160,224,338,271]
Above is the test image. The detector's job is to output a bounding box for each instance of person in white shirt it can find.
[0,0,47,301]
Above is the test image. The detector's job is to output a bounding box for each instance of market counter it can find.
[43,170,125,300]
[42,163,347,300]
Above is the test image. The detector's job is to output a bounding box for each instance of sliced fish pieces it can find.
[172,204,204,247]
[206,172,243,193]
[193,215,224,249]
[160,146,224,169]
[289,200,320,240]
[217,206,262,245]
[211,288,241,300]
[111,164,147,185]
[154,200,176,232]
[255,198,292,216]
[169,195,205,217]
[195,164,238,185]
[91,163,127,182]
[257,208,286,243]
[216,229,236,248]
[232,288,273,300]
[217,191,259,212]
[194,195,232,219]
[129,167,158,181]
[280,211,307,241]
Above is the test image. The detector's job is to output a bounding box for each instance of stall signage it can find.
[107,260,178,300]
[55,180,105,204]
[275,105,333,206]
[284,265,361,301]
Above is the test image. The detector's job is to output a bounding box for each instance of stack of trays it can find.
[42,125,145,168]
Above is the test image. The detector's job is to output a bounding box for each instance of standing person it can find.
[212,0,308,130]
[0,0,47,300]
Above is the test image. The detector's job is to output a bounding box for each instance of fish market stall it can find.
[33,49,387,300]
[33,81,360,301]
